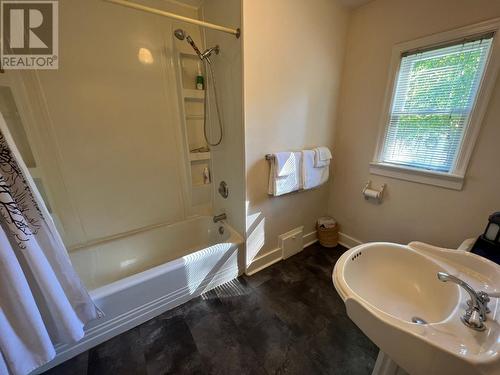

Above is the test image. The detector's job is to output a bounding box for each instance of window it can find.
[371,20,500,190]
[383,35,492,172]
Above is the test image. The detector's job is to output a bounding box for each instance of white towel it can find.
[274,152,296,177]
[268,152,302,196]
[303,150,329,189]
[313,147,332,168]
[318,217,336,229]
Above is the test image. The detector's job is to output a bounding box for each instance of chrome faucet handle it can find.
[464,310,483,330]
[437,272,487,331]
[213,213,227,223]
[468,291,499,314]
[462,308,486,332]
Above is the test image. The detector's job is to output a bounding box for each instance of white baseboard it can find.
[246,230,362,275]
[338,232,363,248]
[303,230,318,248]
[245,230,318,275]
[245,247,281,275]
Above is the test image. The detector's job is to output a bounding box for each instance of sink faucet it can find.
[213,213,227,223]
[437,272,488,331]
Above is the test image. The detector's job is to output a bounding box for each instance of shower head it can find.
[173,29,220,63]
[174,29,186,41]
[173,29,202,59]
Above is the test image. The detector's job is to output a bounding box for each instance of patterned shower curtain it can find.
[0,115,102,375]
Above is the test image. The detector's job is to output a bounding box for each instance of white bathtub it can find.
[35,216,243,373]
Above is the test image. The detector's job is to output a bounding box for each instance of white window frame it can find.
[370,18,500,190]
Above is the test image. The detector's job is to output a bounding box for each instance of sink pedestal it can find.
[372,351,408,375]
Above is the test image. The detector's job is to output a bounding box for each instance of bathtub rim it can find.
[69,214,232,253]
[88,220,243,300]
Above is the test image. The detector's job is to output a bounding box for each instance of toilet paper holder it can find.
[362,180,386,203]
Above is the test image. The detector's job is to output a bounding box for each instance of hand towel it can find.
[268,152,302,196]
[303,150,329,189]
[274,152,296,177]
[313,147,332,168]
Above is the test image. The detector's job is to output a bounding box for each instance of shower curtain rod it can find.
[103,0,241,38]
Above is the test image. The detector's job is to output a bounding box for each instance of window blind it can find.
[381,34,494,173]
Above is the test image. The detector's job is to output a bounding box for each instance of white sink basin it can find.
[333,242,500,375]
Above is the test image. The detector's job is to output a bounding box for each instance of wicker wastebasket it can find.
[317,217,338,248]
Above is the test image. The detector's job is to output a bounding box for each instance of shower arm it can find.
[103,0,241,38]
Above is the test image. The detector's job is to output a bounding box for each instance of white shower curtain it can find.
[0,114,102,375]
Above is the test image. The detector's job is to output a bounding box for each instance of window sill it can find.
[369,162,464,190]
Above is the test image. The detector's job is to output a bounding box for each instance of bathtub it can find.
[35,216,243,373]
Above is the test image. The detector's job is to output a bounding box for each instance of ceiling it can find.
[338,0,374,8]
[172,0,203,8]
[174,0,374,10]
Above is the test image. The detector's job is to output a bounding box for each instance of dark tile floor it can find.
[44,243,378,375]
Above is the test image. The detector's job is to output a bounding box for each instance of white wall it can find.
[329,0,500,248]
[243,0,350,271]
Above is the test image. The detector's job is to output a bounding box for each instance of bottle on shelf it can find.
[196,62,204,90]
[203,166,211,184]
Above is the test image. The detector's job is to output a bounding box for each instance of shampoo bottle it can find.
[196,62,204,90]
[203,166,211,184]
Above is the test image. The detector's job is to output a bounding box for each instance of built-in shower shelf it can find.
[183,89,204,101]
[189,152,211,162]
[180,51,198,58]
[186,115,204,120]
[192,182,212,188]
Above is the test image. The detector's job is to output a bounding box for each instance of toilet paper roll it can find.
[363,188,380,199]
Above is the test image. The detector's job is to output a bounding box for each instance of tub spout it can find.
[213,213,227,223]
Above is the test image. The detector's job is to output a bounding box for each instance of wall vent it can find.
[279,226,304,259]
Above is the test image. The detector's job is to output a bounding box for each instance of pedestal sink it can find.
[332,242,500,375]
